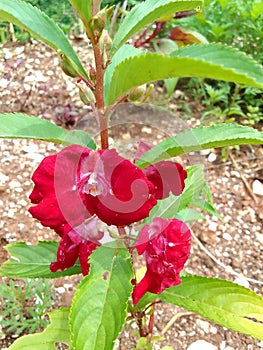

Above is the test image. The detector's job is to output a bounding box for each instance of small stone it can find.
[253,180,263,196]
[234,276,250,288]
[9,180,21,189]
[222,232,232,241]
[141,126,152,134]
[187,340,217,350]
[207,153,217,162]
[255,232,263,244]
[200,149,211,156]
[196,319,211,333]
[56,286,65,294]
[208,222,217,232]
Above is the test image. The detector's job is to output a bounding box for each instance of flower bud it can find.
[90,6,113,42]
[75,82,95,105]
[99,30,113,52]
[58,50,80,78]
[127,85,147,102]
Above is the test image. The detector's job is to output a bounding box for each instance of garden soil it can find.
[0,41,263,350]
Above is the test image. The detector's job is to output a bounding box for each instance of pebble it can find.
[56,286,65,294]
[252,179,263,196]
[255,232,263,244]
[196,319,212,334]
[187,340,217,350]
[208,222,217,232]
[222,232,232,241]
[234,276,250,288]
[207,153,217,162]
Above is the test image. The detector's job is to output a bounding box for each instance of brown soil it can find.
[0,40,263,350]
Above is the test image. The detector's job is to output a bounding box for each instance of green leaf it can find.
[0,113,96,148]
[133,292,160,311]
[161,276,263,340]
[104,44,145,102]
[175,208,203,222]
[9,308,72,350]
[68,0,92,27]
[144,165,206,223]
[70,243,134,350]
[105,44,263,106]
[110,0,202,54]
[0,242,81,278]
[0,0,87,78]
[135,124,263,168]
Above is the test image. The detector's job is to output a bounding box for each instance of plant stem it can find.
[93,42,109,150]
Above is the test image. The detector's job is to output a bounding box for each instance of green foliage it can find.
[70,243,134,350]
[0,113,96,148]
[0,242,81,278]
[161,275,263,340]
[110,0,202,54]
[135,123,263,167]
[143,165,211,224]
[9,308,72,350]
[105,43,263,105]
[178,0,263,61]
[0,278,55,337]
[25,0,73,32]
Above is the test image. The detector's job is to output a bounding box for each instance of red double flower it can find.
[29,144,188,279]
[132,217,191,305]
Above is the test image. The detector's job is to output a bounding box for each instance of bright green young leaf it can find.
[110,0,202,54]
[135,124,263,168]
[144,165,206,223]
[9,308,72,350]
[105,44,263,106]
[68,0,92,27]
[104,44,145,102]
[0,0,87,78]
[70,243,134,350]
[0,241,81,278]
[161,276,263,340]
[0,113,96,148]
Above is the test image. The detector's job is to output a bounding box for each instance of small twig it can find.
[161,312,194,334]
[191,231,263,285]
[229,152,258,204]
[20,84,34,111]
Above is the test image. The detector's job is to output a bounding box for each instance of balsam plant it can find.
[0,0,263,349]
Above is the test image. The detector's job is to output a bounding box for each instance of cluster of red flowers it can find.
[29,143,191,304]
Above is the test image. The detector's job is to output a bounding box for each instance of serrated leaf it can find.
[0,0,87,78]
[9,308,71,350]
[105,44,263,106]
[144,165,205,223]
[175,208,203,222]
[161,276,263,340]
[104,44,145,102]
[135,124,263,168]
[110,0,202,54]
[0,113,96,148]
[0,241,81,278]
[68,0,92,26]
[70,243,134,350]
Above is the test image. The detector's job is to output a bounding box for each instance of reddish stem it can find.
[93,42,109,150]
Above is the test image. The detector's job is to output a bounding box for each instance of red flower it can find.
[135,142,187,200]
[132,217,191,305]
[29,145,95,230]
[29,145,157,229]
[50,217,102,275]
